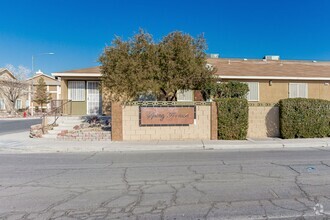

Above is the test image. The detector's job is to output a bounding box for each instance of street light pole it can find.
[30,52,55,116]
[31,52,54,74]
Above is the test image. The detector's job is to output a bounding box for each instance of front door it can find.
[87,81,101,115]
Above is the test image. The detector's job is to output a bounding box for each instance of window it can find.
[289,83,308,98]
[15,99,22,109]
[138,93,156,101]
[68,81,85,101]
[0,99,5,110]
[177,90,193,101]
[245,82,259,101]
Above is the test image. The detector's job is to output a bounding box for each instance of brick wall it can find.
[210,102,218,140]
[111,102,123,141]
[122,105,211,141]
[248,106,280,138]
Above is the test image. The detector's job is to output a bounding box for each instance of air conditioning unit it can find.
[208,54,220,58]
[264,55,280,61]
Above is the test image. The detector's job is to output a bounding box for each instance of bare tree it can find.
[0,65,30,114]
[5,64,31,80]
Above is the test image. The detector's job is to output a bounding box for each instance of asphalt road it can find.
[1,149,330,219]
[0,118,41,135]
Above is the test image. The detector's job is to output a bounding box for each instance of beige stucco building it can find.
[0,68,29,114]
[208,57,330,103]
[52,67,104,115]
[26,70,61,113]
[52,57,330,116]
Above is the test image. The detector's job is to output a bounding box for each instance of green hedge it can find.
[279,98,330,139]
[216,98,248,140]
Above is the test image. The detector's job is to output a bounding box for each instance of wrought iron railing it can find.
[50,99,72,116]
[41,100,72,129]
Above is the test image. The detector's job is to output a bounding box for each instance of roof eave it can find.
[52,73,102,77]
[217,75,330,81]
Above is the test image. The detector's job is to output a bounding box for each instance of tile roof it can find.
[60,66,101,74]
[54,58,330,79]
[207,58,330,79]
[0,68,16,79]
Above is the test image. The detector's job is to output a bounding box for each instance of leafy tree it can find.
[99,30,159,102]
[157,32,214,101]
[34,78,51,111]
[99,30,215,102]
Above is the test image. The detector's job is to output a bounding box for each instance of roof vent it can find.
[205,63,214,71]
[36,70,43,75]
[264,55,280,61]
[207,54,219,58]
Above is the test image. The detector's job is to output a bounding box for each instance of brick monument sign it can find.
[140,106,195,126]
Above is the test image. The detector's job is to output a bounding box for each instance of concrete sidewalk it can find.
[1,131,330,154]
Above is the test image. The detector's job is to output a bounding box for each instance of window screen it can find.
[246,82,259,101]
[68,81,85,101]
[15,99,22,109]
[0,99,5,110]
[289,83,307,98]
[177,90,193,101]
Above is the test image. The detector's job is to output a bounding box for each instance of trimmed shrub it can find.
[212,81,249,99]
[279,98,330,139]
[216,98,248,140]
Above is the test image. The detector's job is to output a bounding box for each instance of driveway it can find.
[0,118,41,135]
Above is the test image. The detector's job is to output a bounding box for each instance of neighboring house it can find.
[52,56,330,115]
[0,68,28,114]
[26,70,61,113]
[208,56,330,103]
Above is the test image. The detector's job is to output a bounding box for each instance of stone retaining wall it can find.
[30,124,52,138]
[57,130,111,141]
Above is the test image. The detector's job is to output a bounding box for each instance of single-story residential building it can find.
[52,67,105,115]
[52,56,330,115]
[207,56,330,103]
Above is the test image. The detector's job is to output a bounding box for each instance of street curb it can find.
[1,131,330,154]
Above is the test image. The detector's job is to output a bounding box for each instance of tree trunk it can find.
[9,101,16,115]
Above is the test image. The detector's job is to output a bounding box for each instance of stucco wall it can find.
[223,79,330,103]
[122,105,211,141]
[248,106,280,138]
[60,78,100,115]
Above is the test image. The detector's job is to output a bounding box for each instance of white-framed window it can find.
[177,90,194,101]
[245,82,259,101]
[68,81,85,101]
[15,99,22,109]
[0,99,5,110]
[289,83,308,98]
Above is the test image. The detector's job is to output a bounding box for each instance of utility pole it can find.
[30,52,55,116]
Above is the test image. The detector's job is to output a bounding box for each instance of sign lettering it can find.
[140,106,195,126]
